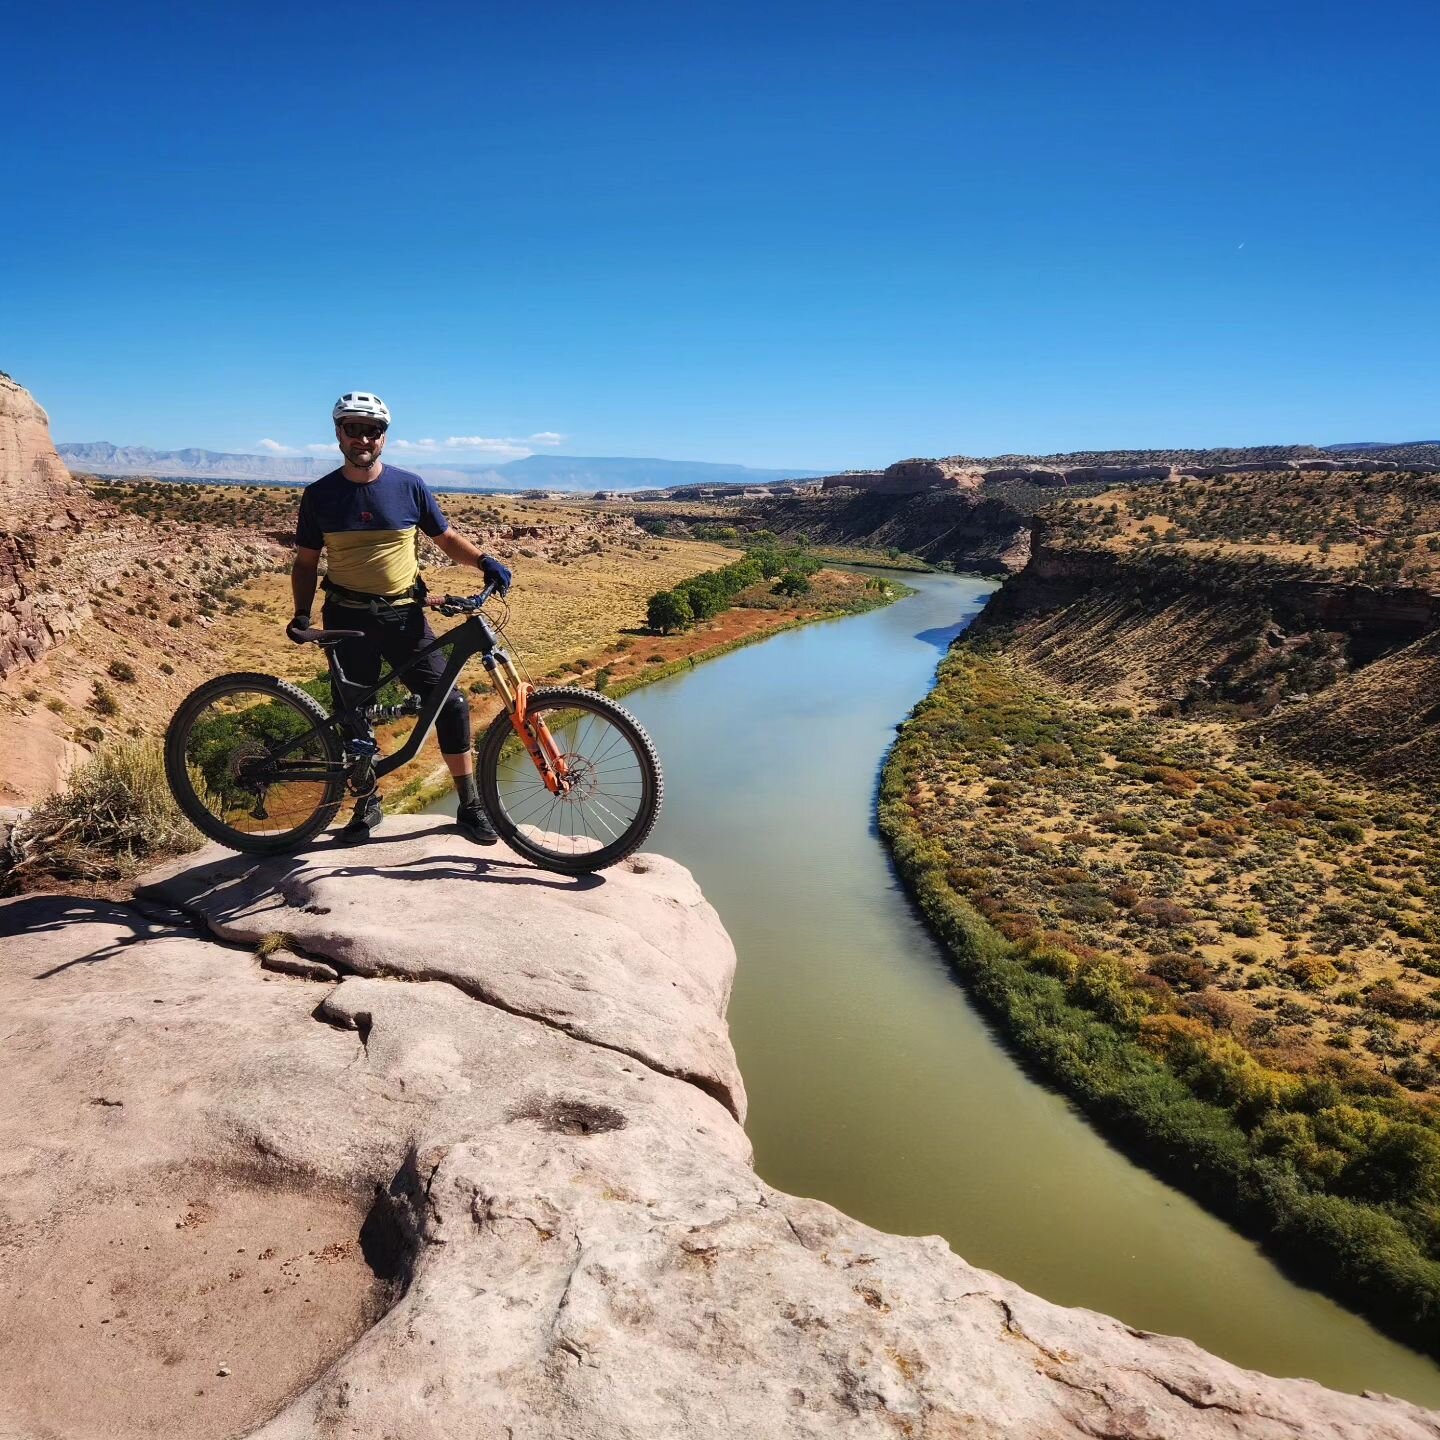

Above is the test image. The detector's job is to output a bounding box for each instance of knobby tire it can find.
[164,672,347,855]
[477,686,662,874]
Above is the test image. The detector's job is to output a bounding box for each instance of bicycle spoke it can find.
[482,689,661,870]
[177,684,340,842]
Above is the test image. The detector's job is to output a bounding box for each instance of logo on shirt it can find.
[359,511,374,524]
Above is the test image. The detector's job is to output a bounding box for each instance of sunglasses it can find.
[340,421,387,440]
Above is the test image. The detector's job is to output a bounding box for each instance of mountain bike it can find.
[163,583,662,874]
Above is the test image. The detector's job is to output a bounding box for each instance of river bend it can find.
[434,570,1440,1405]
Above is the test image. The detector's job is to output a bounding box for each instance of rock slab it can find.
[0,824,1436,1438]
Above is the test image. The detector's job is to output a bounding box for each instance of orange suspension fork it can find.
[488,654,570,794]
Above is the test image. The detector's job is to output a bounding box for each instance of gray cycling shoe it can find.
[456,801,499,846]
[339,794,383,842]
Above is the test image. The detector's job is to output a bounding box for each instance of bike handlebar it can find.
[425,582,502,616]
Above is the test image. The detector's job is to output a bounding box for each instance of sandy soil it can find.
[0,1177,388,1440]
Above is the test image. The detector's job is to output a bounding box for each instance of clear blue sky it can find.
[3,0,1436,469]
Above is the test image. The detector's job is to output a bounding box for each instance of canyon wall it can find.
[974,516,1440,784]
[0,377,97,680]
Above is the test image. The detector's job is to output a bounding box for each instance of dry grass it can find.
[1050,471,1440,586]
[899,646,1440,1094]
[0,480,736,806]
[1,739,201,892]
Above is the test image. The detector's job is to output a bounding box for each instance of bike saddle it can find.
[292,625,366,646]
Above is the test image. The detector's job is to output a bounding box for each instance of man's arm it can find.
[432,528,487,568]
[291,546,322,618]
[432,529,513,592]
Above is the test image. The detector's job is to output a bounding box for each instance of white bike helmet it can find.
[332,392,392,425]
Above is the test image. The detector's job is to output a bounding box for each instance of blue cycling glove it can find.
[480,554,513,592]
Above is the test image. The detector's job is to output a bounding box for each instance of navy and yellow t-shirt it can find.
[295,466,449,605]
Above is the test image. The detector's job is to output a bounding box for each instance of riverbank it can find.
[879,637,1440,1359]
[576,569,1440,1403]
[392,564,911,812]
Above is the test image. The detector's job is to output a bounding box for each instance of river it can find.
[431,569,1440,1405]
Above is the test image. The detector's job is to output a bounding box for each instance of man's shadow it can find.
[5,817,609,981]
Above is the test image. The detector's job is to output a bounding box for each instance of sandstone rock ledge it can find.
[1,818,1435,1439]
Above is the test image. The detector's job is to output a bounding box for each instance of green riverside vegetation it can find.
[645,543,822,634]
[880,640,1440,1356]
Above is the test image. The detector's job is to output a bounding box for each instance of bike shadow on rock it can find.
[4,823,609,977]
[139,818,608,909]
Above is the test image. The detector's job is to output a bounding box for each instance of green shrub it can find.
[1286,955,1340,989]
[647,589,693,634]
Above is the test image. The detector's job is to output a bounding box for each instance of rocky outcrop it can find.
[0,375,93,532]
[1059,463,1173,484]
[0,378,100,680]
[1178,460,1302,477]
[2,818,1434,1438]
[821,471,884,492]
[987,518,1440,657]
[876,459,982,495]
[1171,461,1435,478]
[981,465,1068,484]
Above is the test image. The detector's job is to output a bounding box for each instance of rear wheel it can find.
[477,687,662,873]
[164,673,347,855]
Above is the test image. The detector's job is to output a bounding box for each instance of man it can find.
[288,391,511,844]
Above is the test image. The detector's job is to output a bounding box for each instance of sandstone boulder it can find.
[138,817,747,1119]
[0,379,105,680]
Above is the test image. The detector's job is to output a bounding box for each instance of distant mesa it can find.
[875,459,983,495]
[810,445,1440,496]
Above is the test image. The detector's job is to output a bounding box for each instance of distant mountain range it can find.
[56,442,825,492]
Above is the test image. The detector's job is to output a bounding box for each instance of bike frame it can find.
[254,603,571,792]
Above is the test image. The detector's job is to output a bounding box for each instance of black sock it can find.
[455,772,479,808]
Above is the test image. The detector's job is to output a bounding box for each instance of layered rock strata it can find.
[1,817,1436,1438]
[0,378,98,679]
[0,375,92,532]
[985,518,1440,657]
[874,459,983,495]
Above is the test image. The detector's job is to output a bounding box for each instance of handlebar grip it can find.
[426,584,500,613]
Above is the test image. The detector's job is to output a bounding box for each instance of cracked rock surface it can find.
[2,823,1437,1438]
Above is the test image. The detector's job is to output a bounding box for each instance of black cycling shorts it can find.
[321,601,471,756]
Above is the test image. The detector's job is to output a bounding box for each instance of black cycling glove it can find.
[286,613,312,644]
[480,554,513,592]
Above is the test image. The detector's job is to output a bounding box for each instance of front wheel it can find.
[477,687,662,873]
[164,673,348,855]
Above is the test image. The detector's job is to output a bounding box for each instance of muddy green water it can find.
[432,571,1440,1405]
